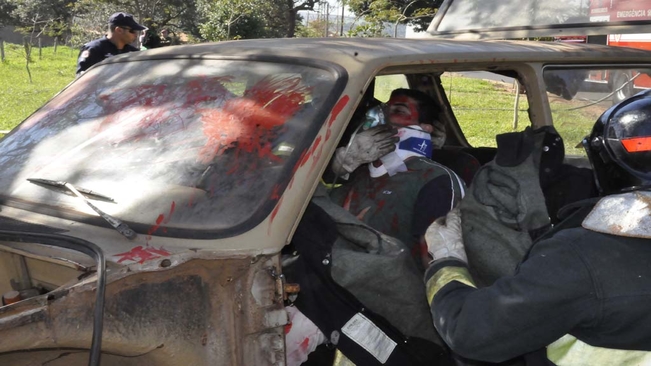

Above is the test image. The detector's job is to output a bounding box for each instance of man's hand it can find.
[332,125,398,176]
[425,208,467,264]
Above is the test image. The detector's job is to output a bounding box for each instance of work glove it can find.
[331,125,398,176]
[424,208,467,264]
[430,121,447,148]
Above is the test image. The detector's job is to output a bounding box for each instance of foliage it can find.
[70,0,201,46]
[286,0,320,38]
[197,0,267,41]
[0,0,17,28]
[346,0,443,34]
[10,0,75,39]
[197,0,318,40]
[0,44,76,132]
[347,23,384,37]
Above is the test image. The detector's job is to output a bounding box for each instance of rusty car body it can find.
[1,1,651,364]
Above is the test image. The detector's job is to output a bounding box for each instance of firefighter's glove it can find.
[425,208,467,264]
[332,125,398,176]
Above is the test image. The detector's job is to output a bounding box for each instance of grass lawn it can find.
[441,73,603,156]
[0,43,77,132]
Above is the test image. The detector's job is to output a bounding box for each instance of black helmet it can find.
[583,90,651,195]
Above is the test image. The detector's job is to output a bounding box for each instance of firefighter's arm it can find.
[424,222,598,363]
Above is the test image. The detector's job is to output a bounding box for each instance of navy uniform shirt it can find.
[76,37,139,75]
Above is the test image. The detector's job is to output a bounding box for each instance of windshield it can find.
[0,58,341,237]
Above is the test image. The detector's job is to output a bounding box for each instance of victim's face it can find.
[387,95,420,127]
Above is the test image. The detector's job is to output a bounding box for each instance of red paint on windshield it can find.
[147,202,177,237]
[198,76,311,166]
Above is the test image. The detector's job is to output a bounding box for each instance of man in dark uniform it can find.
[423,91,651,365]
[76,12,146,75]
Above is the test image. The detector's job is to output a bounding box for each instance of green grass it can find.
[0,43,77,132]
[440,73,602,156]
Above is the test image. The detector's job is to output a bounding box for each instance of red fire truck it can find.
[557,0,651,102]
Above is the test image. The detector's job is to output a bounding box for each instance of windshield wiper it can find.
[27,178,137,240]
[27,178,115,202]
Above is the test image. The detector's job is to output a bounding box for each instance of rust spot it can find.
[283,283,300,301]
[608,224,623,234]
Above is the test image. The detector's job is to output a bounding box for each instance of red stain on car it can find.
[115,245,171,264]
[325,95,350,142]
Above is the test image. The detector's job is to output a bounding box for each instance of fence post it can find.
[38,38,42,60]
[54,37,58,54]
[512,80,520,130]
[0,39,4,62]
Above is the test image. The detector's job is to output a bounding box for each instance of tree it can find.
[286,0,320,38]
[10,0,76,39]
[0,0,16,28]
[347,0,443,34]
[197,0,268,41]
[71,0,201,46]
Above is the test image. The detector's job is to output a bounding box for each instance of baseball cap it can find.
[108,12,146,31]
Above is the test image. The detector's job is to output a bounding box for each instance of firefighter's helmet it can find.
[583,90,651,195]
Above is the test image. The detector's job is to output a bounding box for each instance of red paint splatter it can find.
[198,76,311,166]
[269,196,284,227]
[300,337,310,352]
[325,95,350,142]
[377,199,386,211]
[270,184,281,200]
[163,201,176,224]
[148,214,165,236]
[148,202,177,236]
[391,213,400,232]
[327,95,349,128]
[307,136,323,175]
[115,246,171,264]
[284,322,293,334]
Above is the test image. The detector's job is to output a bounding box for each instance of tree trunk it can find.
[286,2,297,38]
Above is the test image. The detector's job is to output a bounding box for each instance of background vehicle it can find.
[555,0,651,102]
[1,1,651,365]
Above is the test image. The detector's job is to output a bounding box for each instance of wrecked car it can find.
[2,1,651,364]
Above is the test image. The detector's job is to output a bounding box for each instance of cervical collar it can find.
[369,126,432,178]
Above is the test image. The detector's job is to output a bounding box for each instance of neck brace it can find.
[582,190,651,238]
[369,126,432,178]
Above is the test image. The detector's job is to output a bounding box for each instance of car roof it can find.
[108,37,651,71]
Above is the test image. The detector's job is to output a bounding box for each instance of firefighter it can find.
[423,90,651,365]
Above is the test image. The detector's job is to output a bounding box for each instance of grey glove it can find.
[430,121,446,148]
[425,208,467,264]
[332,125,398,176]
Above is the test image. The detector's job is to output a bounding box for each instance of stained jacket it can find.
[330,156,465,251]
[425,222,651,365]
